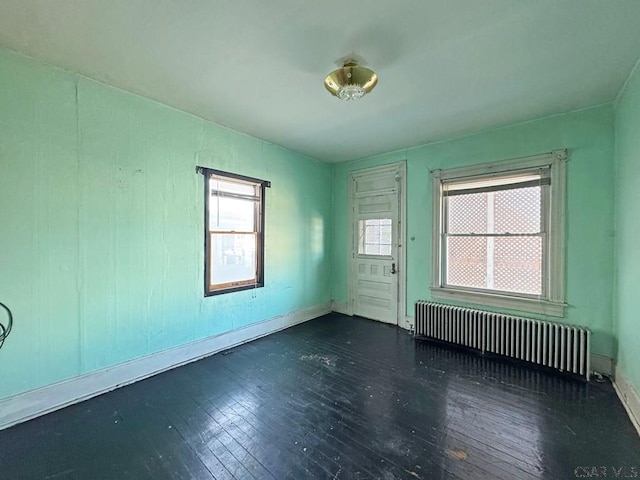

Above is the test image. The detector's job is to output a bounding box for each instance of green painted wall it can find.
[332,105,616,358]
[0,48,332,400]
[0,44,626,403]
[614,61,640,392]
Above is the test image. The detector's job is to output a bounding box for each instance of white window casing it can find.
[430,149,567,317]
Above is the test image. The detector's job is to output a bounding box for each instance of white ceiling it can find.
[1,1,639,162]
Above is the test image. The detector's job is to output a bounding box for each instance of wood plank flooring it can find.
[0,313,639,479]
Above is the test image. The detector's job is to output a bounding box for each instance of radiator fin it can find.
[414,301,590,380]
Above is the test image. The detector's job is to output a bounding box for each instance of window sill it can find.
[429,287,565,317]
[206,283,263,296]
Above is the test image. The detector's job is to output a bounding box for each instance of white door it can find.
[349,164,403,325]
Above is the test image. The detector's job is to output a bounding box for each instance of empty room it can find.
[1,1,640,479]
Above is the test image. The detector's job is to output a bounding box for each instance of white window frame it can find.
[430,149,567,317]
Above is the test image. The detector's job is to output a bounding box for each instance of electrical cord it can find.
[0,302,13,350]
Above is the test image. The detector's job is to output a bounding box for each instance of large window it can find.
[201,168,269,296]
[431,150,566,316]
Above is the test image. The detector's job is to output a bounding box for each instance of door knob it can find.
[391,263,397,274]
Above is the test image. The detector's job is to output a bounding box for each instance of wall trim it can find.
[0,302,331,431]
[331,301,350,315]
[403,315,414,331]
[613,366,640,437]
[332,304,414,333]
[590,354,614,377]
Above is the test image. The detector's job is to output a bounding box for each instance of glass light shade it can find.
[338,85,366,101]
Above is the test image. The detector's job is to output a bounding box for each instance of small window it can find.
[358,218,392,255]
[431,150,567,316]
[201,168,269,296]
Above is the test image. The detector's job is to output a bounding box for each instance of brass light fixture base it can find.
[324,60,378,101]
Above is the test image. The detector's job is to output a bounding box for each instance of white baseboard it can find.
[0,302,331,431]
[613,366,640,437]
[331,300,350,315]
[332,302,412,330]
[591,354,614,377]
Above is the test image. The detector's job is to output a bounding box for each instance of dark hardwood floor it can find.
[1,313,639,479]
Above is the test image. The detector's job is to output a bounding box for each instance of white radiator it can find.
[414,301,591,380]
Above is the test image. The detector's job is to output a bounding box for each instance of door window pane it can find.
[358,218,392,255]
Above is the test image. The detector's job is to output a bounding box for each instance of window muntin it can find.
[203,169,268,296]
[430,150,566,317]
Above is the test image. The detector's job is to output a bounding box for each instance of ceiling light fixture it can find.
[324,60,378,101]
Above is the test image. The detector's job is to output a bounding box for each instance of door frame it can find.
[347,161,407,328]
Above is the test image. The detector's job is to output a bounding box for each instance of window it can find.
[431,150,567,316]
[358,218,392,255]
[200,168,269,296]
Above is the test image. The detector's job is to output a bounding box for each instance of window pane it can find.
[365,224,380,243]
[358,218,392,255]
[209,196,255,231]
[447,193,488,234]
[494,236,542,295]
[494,186,541,234]
[446,235,542,295]
[380,224,391,244]
[446,237,487,288]
[365,244,381,255]
[447,186,541,235]
[210,233,257,286]
[210,178,256,196]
